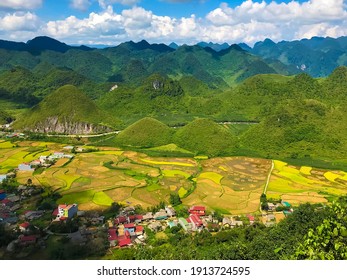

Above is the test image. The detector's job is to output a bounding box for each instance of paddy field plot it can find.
[267,160,347,204]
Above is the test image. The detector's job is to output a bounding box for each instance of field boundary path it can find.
[264,160,274,194]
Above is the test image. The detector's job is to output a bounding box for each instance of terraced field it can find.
[267,160,347,204]
[1,140,347,213]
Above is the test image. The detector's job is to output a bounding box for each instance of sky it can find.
[0,0,346,46]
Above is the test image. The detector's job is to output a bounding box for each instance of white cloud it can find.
[70,0,91,11]
[0,12,40,31]
[0,0,43,10]
[2,0,347,46]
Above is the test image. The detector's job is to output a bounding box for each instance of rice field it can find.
[267,160,347,205]
[1,140,346,213]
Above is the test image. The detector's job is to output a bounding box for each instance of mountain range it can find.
[1,35,347,166]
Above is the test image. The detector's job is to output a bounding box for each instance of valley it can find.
[1,139,346,215]
[1,35,347,260]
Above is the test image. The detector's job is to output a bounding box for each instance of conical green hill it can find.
[115,117,172,147]
[14,85,115,133]
[173,118,236,156]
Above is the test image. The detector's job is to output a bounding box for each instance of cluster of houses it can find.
[17,152,74,172]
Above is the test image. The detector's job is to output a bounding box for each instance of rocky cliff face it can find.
[27,116,111,134]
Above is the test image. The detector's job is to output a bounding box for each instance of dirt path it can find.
[264,160,274,194]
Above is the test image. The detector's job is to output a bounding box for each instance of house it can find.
[222,217,233,226]
[153,210,168,220]
[10,204,21,212]
[19,235,37,246]
[7,195,20,203]
[0,175,7,183]
[63,146,74,151]
[53,152,64,159]
[135,215,143,223]
[128,215,136,223]
[267,203,276,211]
[30,160,41,167]
[114,216,128,225]
[188,214,203,231]
[135,225,144,235]
[18,163,34,172]
[282,201,291,208]
[118,233,132,247]
[165,206,176,217]
[1,199,12,207]
[142,212,153,220]
[25,210,44,220]
[123,223,136,234]
[247,214,255,224]
[19,222,30,232]
[231,220,243,227]
[57,204,78,219]
[108,229,118,247]
[267,214,275,222]
[189,205,205,216]
[0,189,6,200]
[39,156,48,164]
[178,217,192,232]
[167,220,178,228]
[147,221,162,232]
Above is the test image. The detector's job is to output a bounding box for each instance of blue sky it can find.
[0,0,346,46]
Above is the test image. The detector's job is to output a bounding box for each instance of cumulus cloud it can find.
[0,0,43,10]
[70,0,91,11]
[2,0,347,46]
[0,12,40,31]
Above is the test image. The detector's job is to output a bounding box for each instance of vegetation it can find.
[115,117,172,148]
[14,85,118,132]
[173,118,237,156]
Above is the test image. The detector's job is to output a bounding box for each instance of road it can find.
[46,131,120,138]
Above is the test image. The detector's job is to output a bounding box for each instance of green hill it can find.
[173,118,237,156]
[14,85,116,134]
[115,117,172,147]
[0,110,13,125]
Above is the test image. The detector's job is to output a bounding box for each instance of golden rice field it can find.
[1,141,347,213]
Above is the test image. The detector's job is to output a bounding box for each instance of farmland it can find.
[1,141,347,213]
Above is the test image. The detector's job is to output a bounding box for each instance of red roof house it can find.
[19,235,37,246]
[188,214,203,230]
[189,205,206,216]
[114,216,127,225]
[128,215,136,222]
[19,222,30,232]
[247,214,255,223]
[135,215,143,221]
[118,238,132,247]
[52,208,59,216]
[135,225,144,235]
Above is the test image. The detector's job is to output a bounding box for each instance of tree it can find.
[169,193,182,206]
[294,200,347,260]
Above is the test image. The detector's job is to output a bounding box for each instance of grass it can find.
[199,172,223,184]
